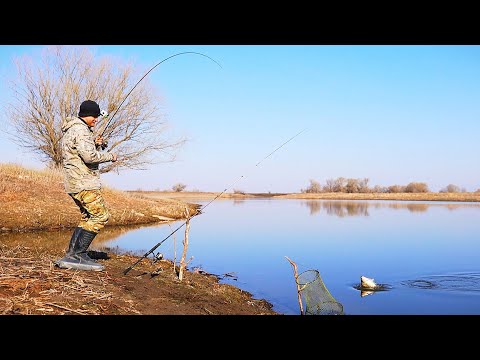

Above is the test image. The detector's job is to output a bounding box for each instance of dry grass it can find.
[0,242,277,315]
[0,243,133,315]
[0,163,200,232]
[0,163,64,195]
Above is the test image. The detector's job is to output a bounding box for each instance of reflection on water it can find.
[302,200,477,217]
[360,290,375,297]
[0,222,168,255]
[303,201,370,217]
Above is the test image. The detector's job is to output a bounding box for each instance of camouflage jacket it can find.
[61,116,114,194]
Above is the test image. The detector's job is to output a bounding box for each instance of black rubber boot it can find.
[54,227,83,269]
[55,228,104,271]
[65,226,83,256]
[73,228,98,262]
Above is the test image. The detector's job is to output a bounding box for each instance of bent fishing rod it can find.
[99,51,222,140]
[123,128,307,275]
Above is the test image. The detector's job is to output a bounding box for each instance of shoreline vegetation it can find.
[2,163,479,315]
[129,189,480,203]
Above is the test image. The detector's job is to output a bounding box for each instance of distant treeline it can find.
[300,178,480,194]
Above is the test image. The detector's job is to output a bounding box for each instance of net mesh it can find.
[296,270,344,315]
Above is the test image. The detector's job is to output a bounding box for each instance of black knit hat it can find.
[78,100,101,117]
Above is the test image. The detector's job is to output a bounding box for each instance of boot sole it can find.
[55,260,104,271]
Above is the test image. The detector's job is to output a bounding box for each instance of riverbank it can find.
[0,163,278,315]
[0,163,201,232]
[0,238,276,315]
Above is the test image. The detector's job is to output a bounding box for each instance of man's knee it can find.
[97,210,110,225]
[92,209,110,231]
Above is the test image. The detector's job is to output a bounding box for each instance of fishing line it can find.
[100,51,223,139]
[123,128,307,275]
[200,128,307,210]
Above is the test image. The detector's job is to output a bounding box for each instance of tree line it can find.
[300,178,480,194]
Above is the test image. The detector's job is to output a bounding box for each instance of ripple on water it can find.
[401,272,480,293]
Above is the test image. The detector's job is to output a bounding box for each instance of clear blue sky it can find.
[1,45,479,192]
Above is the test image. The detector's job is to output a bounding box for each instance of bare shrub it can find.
[172,183,187,192]
[440,184,461,193]
[405,182,429,193]
[371,185,388,193]
[387,185,406,193]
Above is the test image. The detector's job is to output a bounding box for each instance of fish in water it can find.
[361,276,377,289]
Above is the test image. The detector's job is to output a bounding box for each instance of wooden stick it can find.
[178,206,191,281]
[168,222,177,274]
[285,256,304,315]
[45,302,86,315]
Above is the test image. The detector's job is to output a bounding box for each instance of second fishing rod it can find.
[123,128,307,275]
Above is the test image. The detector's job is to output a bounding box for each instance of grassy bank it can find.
[0,163,200,232]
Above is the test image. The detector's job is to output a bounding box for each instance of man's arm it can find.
[76,128,115,164]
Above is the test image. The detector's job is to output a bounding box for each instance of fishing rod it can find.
[99,51,223,141]
[123,128,307,275]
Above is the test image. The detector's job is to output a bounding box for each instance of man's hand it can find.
[95,136,108,150]
[111,153,118,162]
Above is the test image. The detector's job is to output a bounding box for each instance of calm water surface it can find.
[32,198,477,315]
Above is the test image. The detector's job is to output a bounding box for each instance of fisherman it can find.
[55,100,117,271]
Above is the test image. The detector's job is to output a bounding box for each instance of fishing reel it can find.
[100,110,109,118]
[149,252,165,276]
[95,135,108,150]
[153,252,164,263]
[95,136,108,150]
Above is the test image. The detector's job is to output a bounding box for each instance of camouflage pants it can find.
[69,189,110,233]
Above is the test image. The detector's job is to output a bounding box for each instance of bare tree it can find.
[301,179,322,193]
[345,178,360,193]
[323,178,336,192]
[440,184,461,193]
[332,177,346,192]
[4,45,186,172]
[358,178,370,193]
